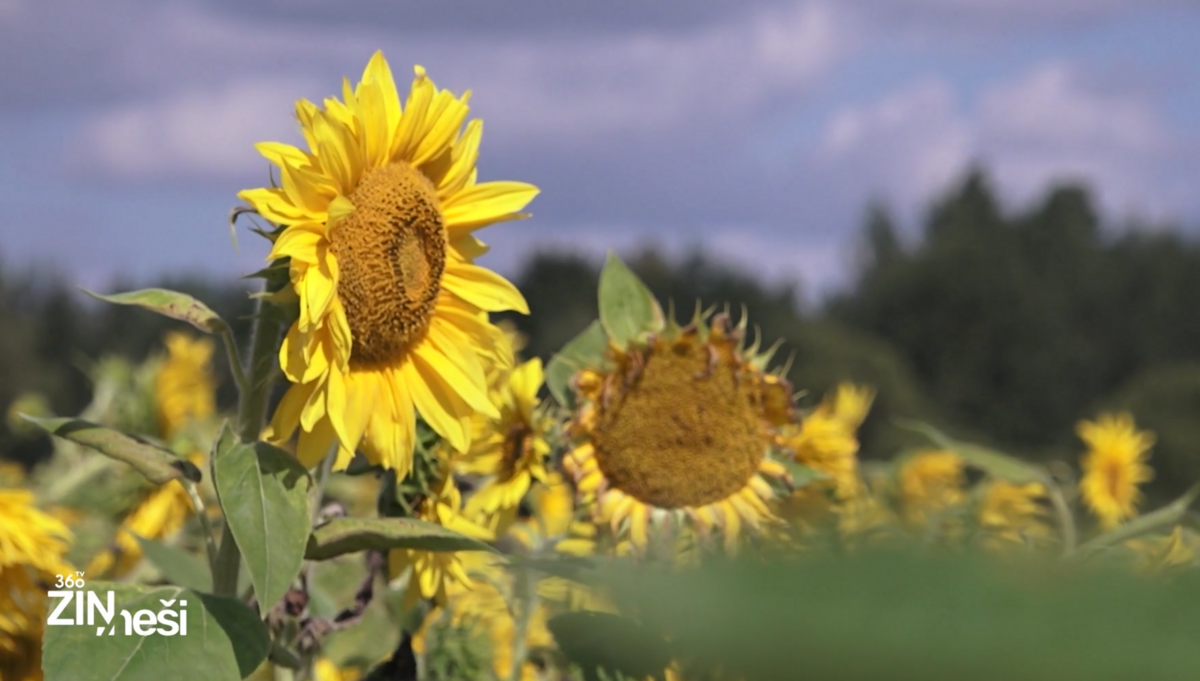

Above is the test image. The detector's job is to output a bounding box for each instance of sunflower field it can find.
[6,51,1200,681]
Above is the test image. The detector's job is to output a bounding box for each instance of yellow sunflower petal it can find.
[442,262,530,314]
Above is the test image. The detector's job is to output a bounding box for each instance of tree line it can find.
[4,169,1199,499]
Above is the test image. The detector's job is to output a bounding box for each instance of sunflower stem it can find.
[508,565,536,681]
[184,481,220,576]
[219,326,250,400]
[235,295,286,443]
[1049,483,1077,557]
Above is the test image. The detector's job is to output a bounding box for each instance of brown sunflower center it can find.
[501,420,532,477]
[591,338,766,509]
[330,162,447,366]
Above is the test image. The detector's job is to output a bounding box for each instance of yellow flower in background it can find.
[783,383,875,501]
[313,657,364,681]
[1,490,73,681]
[564,312,792,554]
[250,51,537,476]
[154,332,217,438]
[485,319,527,387]
[978,481,1053,549]
[414,554,554,681]
[458,358,555,527]
[504,475,576,552]
[1077,413,1155,529]
[898,450,964,527]
[388,461,494,605]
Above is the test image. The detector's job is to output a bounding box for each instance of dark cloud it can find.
[204,0,786,36]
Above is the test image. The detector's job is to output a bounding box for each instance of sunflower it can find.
[781,383,874,501]
[458,358,555,527]
[563,310,792,555]
[977,481,1053,550]
[247,51,537,476]
[1077,413,1155,529]
[154,331,217,438]
[504,474,576,553]
[897,449,964,528]
[388,460,494,605]
[414,553,554,681]
[1,489,73,681]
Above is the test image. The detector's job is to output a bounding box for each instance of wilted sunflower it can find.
[458,358,555,527]
[1077,413,1154,529]
[248,51,537,474]
[0,489,72,681]
[388,460,494,605]
[564,310,792,554]
[897,449,964,528]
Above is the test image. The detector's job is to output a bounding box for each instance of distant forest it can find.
[5,169,1200,500]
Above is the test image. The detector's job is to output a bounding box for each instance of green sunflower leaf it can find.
[41,582,268,681]
[894,418,1048,484]
[134,536,213,592]
[211,424,313,612]
[597,251,664,350]
[546,320,609,408]
[81,287,230,335]
[305,517,497,561]
[1076,481,1200,555]
[19,414,201,485]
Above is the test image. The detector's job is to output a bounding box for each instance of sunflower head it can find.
[387,461,494,605]
[897,449,965,528]
[458,358,556,525]
[154,331,218,439]
[1077,412,1155,529]
[250,51,538,475]
[977,480,1053,550]
[780,383,875,503]
[564,305,793,554]
[0,489,73,667]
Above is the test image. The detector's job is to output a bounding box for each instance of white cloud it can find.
[820,79,972,206]
[980,63,1163,152]
[814,62,1196,224]
[77,77,315,179]
[73,0,849,179]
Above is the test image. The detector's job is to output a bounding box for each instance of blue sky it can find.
[2,0,1198,300]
